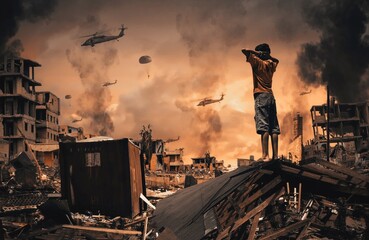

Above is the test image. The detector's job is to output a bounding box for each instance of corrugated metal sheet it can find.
[59,138,145,217]
[29,144,59,152]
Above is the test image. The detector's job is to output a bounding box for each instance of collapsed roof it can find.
[151,158,369,240]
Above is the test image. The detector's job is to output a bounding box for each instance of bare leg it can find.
[261,132,270,161]
[271,133,279,159]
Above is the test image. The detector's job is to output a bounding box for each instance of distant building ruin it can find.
[0,56,60,165]
[304,101,369,166]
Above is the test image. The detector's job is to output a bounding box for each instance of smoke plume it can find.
[0,0,58,55]
[175,0,247,156]
[296,0,369,102]
[66,34,116,136]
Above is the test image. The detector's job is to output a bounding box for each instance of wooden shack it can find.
[59,138,145,217]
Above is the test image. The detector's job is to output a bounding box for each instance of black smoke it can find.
[296,0,369,102]
[0,0,58,55]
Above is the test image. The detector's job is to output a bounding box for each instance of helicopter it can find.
[102,80,117,87]
[72,117,83,123]
[81,25,127,47]
[300,90,312,96]
[197,93,225,107]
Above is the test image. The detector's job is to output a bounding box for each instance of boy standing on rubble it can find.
[242,43,280,161]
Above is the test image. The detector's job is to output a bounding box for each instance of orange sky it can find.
[11,0,348,166]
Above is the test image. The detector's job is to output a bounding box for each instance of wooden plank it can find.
[282,165,369,196]
[314,158,369,183]
[216,172,262,217]
[217,173,264,228]
[259,169,274,175]
[234,172,265,204]
[124,216,148,228]
[258,219,309,240]
[281,165,339,185]
[61,225,142,235]
[239,176,282,210]
[298,183,302,213]
[296,215,317,240]
[301,164,362,185]
[19,225,62,238]
[143,214,149,240]
[230,187,285,234]
[247,211,262,240]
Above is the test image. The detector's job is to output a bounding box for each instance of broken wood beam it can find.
[61,225,142,235]
[296,215,317,240]
[298,183,302,213]
[258,219,310,240]
[247,211,262,240]
[239,176,282,210]
[230,187,285,236]
[314,158,369,183]
[281,165,339,185]
[301,163,362,185]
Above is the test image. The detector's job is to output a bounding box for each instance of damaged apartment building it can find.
[305,100,369,167]
[0,55,60,166]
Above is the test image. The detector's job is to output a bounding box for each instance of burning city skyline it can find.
[2,0,368,166]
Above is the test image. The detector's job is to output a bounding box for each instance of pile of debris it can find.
[0,197,154,239]
[150,158,369,239]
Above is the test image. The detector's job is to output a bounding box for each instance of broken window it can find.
[4,121,14,136]
[85,152,101,167]
[45,93,50,103]
[17,99,25,115]
[4,80,14,94]
[5,99,14,115]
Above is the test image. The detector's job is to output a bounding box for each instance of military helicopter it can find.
[72,117,83,123]
[102,80,117,87]
[197,93,225,107]
[81,25,127,47]
[300,90,312,96]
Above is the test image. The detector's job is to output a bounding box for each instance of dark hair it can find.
[255,43,271,54]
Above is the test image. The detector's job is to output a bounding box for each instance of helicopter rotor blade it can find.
[79,32,98,38]
[78,28,113,38]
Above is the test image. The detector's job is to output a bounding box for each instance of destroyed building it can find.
[0,139,9,163]
[191,152,224,171]
[32,91,60,167]
[0,56,61,165]
[287,113,303,163]
[237,155,255,167]
[59,125,86,142]
[162,148,184,172]
[305,101,369,166]
[0,56,41,159]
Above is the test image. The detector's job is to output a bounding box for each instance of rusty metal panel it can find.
[59,138,145,217]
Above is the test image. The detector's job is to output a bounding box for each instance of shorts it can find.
[254,92,280,135]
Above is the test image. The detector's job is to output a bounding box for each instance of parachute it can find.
[139,55,152,79]
[65,95,72,99]
[139,55,152,64]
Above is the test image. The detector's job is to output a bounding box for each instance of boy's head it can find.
[255,43,271,54]
[255,43,271,60]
